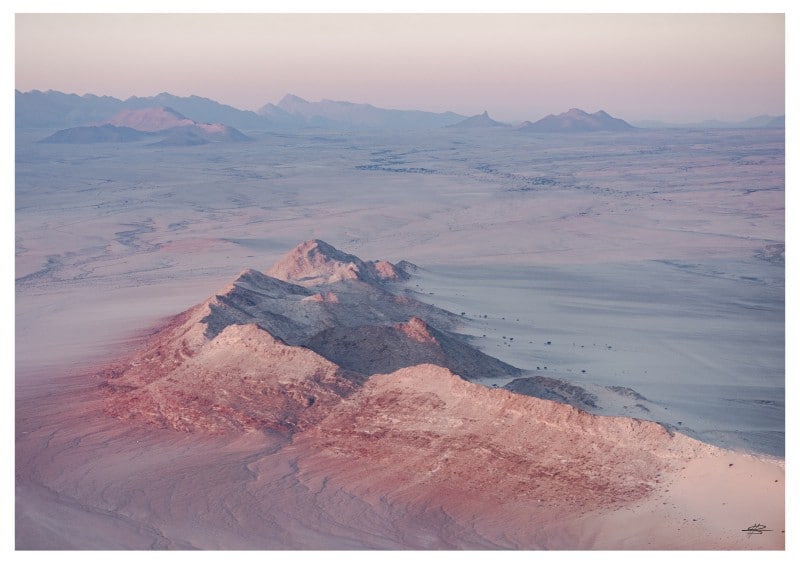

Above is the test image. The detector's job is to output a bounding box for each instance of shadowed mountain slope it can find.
[503,375,598,411]
[306,317,521,380]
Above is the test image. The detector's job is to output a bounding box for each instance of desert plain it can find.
[14,122,785,550]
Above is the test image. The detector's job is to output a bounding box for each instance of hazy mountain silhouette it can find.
[17,89,467,132]
[633,114,786,129]
[105,106,195,131]
[39,105,251,145]
[447,111,509,128]
[518,108,634,133]
[15,89,128,129]
[131,97,779,131]
[15,90,276,131]
[18,89,779,133]
[260,93,466,129]
[39,124,153,143]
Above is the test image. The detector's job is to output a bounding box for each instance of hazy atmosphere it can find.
[11,5,791,553]
[14,11,785,123]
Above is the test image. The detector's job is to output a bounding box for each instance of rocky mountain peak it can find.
[266,239,406,286]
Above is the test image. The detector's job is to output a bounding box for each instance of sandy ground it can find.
[13,126,786,550]
[580,451,785,550]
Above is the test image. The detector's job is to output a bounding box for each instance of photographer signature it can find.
[741,523,772,536]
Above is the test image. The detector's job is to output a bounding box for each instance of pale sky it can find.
[13,11,787,123]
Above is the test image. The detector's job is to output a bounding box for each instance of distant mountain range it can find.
[16,90,466,132]
[15,89,784,133]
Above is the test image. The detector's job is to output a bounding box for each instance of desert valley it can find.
[14,90,785,550]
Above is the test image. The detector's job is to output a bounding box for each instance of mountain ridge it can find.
[88,238,784,549]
